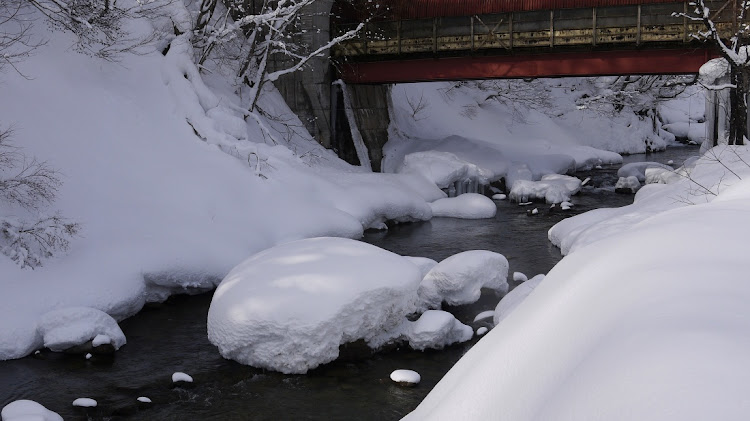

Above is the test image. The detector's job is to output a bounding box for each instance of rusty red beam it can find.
[339,49,718,83]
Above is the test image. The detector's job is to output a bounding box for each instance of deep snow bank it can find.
[0,10,437,360]
[404,147,750,420]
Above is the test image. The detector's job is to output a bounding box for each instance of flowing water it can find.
[0,146,700,420]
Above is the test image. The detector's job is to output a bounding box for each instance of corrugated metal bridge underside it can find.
[333,0,733,82]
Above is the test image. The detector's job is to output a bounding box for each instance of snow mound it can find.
[72,398,96,408]
[645,167,681,185]
[509,174,581,204]
[391,369,421,385]
[397,151,489,189]
[1,400,62,421]
[618,162,673,182]
[207,237,423,374]
[37,307,126,352]
[429,193,497,219]
[404,310,473,351]
[493,274,545,325]
[418,250,509,308]
[172,372,193,383]
[615,176,641,193]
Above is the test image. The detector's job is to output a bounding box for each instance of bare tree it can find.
[675,0,749,145]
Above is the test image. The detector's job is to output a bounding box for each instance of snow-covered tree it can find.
[675,0,749,145]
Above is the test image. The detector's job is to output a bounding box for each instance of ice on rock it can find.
[72,398,97,408]
[405,310,473,351]
[615,176,641,193]
[473,310,495,322]
[476,327,488,336]
[509,174,582,204]
[494,275,545,325]
[390,369,421,385]
[429,193,497,219]
[37,307,126,352]
[2,400,63,421]
[207,237,423,374]
[172,372,193,383]
[404,256,439,279]
[137,397,152,403]
[418,250,509,308]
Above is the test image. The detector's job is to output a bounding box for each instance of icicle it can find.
[333,80,372,172]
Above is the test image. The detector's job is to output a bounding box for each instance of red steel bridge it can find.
[332,0,734,83]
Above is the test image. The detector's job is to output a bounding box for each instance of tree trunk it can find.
[729,67,746,145]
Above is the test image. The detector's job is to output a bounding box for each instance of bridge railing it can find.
[333,1,735,59]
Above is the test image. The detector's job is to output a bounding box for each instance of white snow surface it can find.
[0,8,444,360]
[509,174,582,204]
[429,194,497,219]
[37,307,126,352]
[137,397,152,403]
[405,146,750,421]
[207,237,423,374]
[390,369,421,385]
[397,151,489,188]
[403,310,473,351]
[473,310,495,323]
[618,162,674,182]
[172,372,193,383]
[615,176,641,192]
[493,274,545,325]
[418,250,509,308]
[71,398,96,408]
[404,257,439,279]
[1,400,62,421]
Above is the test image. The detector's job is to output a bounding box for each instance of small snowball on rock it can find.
[72,398,97,408]
[476,327,488,336]
[137,397,152,403]
[513,272,528,283]
[37,307,126,353]
[172,372,193,383]
[405,310,473,351]
[492,193,507,200]
[419,250,509,308]
[2,400,63,421]
[391,369,421,386]
[429,193,497,219]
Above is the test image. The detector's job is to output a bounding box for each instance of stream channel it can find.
[0,146,700,420]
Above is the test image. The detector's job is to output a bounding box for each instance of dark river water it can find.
[0,146,700,420]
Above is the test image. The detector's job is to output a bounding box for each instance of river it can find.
[0,146,700,420]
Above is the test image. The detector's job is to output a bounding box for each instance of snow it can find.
[137,397,152,403]
[403,310,473,351]
[513,272,528,283]
[1,400,63,421]
[510,174,582,204]
[476,327,488,336]
[71,398,97,408]
[390,369,421,385]
[618,162,674,182]
[491,194,507,200]
[396,151,488,189]
[172,372,193,383]
[418,250,509,308]
[207,237,423,374]
[404,256,439,279]
[472,310,495,322]
[0,8,446,361]
[615,176,641,193]
[405,147,750,421]
[493,274,545,325]
[91,334,111,347]
[429,193,497,219]
[36,307,126,352]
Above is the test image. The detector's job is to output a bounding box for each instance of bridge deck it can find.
[334,0,733,82]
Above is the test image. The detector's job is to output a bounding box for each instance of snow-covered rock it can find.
[2,400,63,421]
[476,327,488,336]
[491,193,507,200]
[615,176,641,194]
[429,193,497,219]
[390,369,421,386]
[493,275,545,325]
[618,162,673,182]
[513,272,528,283]
[509,174,582,204]
[404,256,439,279]
[207,237,423,374]
[37,307,126,352]
[404,310,473,351]
[396,150,489,189]
[72,398,97,408]
[645,167,681,185]
[172,372,193,383]
[418,250,509,308]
